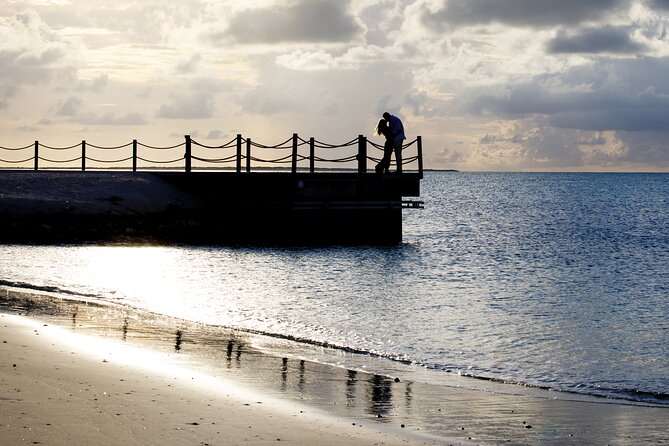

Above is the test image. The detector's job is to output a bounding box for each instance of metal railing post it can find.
[291,133,298,174]
[309,137,315,173]
[185,135,192,173]
[236,134,242,173]
[132,139,138,172]
[246,138,251,172]
[417,136,423,178]
[81,140,86,171]
[34,141,38,171]
[357,135,367,174]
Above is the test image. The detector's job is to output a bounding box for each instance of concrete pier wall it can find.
[0,171,421,245]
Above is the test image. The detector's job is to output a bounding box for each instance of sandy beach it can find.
[1,312,448,445]
[1,290,668,446]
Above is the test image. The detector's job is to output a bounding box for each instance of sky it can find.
[1,0,669,171]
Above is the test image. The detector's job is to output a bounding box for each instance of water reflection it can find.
[298,360,305,393]
[346,370,357,407]
[174,329,183,351]
[404,381,413,409]
[225,339,242,368]
[369,375,393,419]
[281,357,288,391]
[122,317,129,341]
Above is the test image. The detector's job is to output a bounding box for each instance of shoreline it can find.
[1,280,665,407]
[2,288,668,445]
[1,313,448,446]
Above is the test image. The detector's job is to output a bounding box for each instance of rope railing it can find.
[137,141,185,150]
[87,142,133,150]
[311,137,359,149]
[191,154,238,164]
[250,154,307,164]
[0,143,33,151]
[87,156,135,164]
[312,154,359,163]
[0,156,34,163]
[38,156,82,164]
[368,140,386,150]
[137,156,184,164]
[0,134,423,177]
[248,136,295,150]
[39,142,80,150]
[191,137,238,149]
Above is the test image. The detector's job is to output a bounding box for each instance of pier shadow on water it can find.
[2,287,668,445]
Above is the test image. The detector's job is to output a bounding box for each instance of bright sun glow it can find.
[78,246,192,308]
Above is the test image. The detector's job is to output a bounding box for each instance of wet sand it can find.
[1,289,668,445]
[0,313,447,446]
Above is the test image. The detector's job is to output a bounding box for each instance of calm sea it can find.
[1,172,668,405]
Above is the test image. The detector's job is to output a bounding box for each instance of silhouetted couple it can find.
[375,112,405,174]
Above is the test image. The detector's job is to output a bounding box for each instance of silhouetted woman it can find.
[375,119,393,174]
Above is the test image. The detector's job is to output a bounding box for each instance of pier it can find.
[0,135,423,245]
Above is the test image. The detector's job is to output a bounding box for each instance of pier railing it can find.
[0,134,423,177]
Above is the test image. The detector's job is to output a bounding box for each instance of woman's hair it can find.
[376,119,388,136]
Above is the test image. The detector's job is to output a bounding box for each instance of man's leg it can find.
[393,141,402,173]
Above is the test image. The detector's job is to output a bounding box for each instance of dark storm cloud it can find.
[224,0,360,44]
[547,26,649,54]
[422,0,630,30]
[458,56,669,133]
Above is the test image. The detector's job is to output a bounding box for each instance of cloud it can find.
[55,96,83,116]
[205,129,228,139]
[403,89,446,118]
[547,26,649,54]
[432,147,465,165]
[78,74,109,92]
[577,133,608,145]
[157,92,215,119]
[275,45,386,71]
[0,11,74,90]
[422,0,630,30]
[0,85,18,109]
[224,0,361,44]
[79,112,147,126]
[176,53,202,74]
[615,130,669,165]
[241,86,302,115]
[646,0,669,10]
[456,56,669,133]
[471,122,587,168]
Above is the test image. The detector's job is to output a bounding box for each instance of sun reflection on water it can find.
[76,246,206,318]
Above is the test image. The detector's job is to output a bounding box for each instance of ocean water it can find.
[1,172,668,405]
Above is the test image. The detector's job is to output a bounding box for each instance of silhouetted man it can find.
[383,112,405,173]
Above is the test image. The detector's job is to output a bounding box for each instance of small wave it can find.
[201,324,669,407]
[0,279,103,300]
